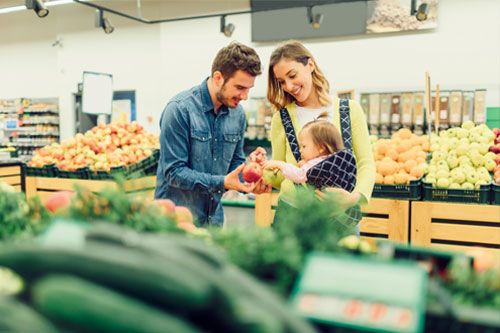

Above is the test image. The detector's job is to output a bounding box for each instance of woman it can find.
[257,40,376,228]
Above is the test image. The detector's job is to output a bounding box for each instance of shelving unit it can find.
[0,97,60,157]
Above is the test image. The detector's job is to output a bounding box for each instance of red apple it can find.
[492,128,500,137]
[153,199,176,217]
[175,206,194,224]
[242,162,263,183]
[44,191,74,213]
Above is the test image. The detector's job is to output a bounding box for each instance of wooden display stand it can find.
[0,162,24,192]
[411,201,500,255]
[255,194,410,245]
[25,176,156,201]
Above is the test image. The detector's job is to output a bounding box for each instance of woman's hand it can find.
[315,188,361,211]
[249,147,267,167]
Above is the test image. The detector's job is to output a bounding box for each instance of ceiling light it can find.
[95,9,115,34]
[416,3,429,21]
[25,0,49,18]
[307,6,323,30]
[220,15,235,37]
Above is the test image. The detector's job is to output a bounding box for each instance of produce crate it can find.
[25,164,57,178]
[422,181,491,204]
[493,183,500,205]
[56,167,89,180]
[88,166,128,180]
[127,150,159,177]
[372,178,422,200]
[25,176,156,201]
[0,162,24,192]
[411,201,500,256]
[426,301,500,332]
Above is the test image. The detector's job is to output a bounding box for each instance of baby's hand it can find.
[297,160,306,167]
[264,160,284,171]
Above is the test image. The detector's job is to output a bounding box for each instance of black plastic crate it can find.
[127,149,159,177]
[422,181,491,204]
[88,166,128,180]
[372,178,422,200]
[493,183,500,205]
[25,164,57,177]
[56,167,90,180]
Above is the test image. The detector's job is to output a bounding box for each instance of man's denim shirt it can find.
[155,79,246,226]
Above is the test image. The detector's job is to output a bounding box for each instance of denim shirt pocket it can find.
[222,133,239,162]
[191,130,212,167]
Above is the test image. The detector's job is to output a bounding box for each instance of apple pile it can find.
[425,121,496,189]
[372,128,430,185]
[28,122,159,172]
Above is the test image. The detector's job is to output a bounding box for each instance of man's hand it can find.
[252,178,272,194]
[224,164,256,193]
[249,147,267,167]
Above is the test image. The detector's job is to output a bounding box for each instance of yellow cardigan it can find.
[270,98,376,205]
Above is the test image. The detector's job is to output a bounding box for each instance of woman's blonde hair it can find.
[301,112,344,154]
[267,40,331,110]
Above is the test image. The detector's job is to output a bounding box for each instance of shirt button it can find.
[214,158,217,161]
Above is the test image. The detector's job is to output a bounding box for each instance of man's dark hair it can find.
[211,42,261,80]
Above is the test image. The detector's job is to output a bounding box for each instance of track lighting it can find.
[307,6,323,30]
[411,0,429,22]
[25,0,49,18]
[220,15,235,37]
[95,9,114,34]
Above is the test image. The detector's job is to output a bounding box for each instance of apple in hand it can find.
[242,162,263,183]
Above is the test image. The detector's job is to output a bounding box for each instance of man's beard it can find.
[216,84,233,107]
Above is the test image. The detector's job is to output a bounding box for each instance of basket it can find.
[56,167,90,180]
[422,181,491,204]
[372,178,422,200]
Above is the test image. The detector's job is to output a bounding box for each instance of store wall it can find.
[0,0,498,139]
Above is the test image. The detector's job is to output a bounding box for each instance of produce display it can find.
[424,122,497,189]
[28,122,159,172]
[372,128,430,185]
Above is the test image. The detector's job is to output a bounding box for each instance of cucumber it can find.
[33,274,200,333]
[0,241,213,315]
[0,295,59,333]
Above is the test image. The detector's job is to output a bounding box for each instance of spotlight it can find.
[411,0,429,21]
[95,9,115,34]
[416,3,429,21]
[220,15,235,37]
[25,0,49,18]
[307,6,324,30]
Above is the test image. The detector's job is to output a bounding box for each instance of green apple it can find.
[446,155,459,169]
[471,155,484,168]
[427,165,437,175]
[466,172,478,184]
[478,144,490,155]
[439,130,449,138]
[430,143,440,152]
[469,132,481,143]
[436,178,450,188]
[456,128,469,139]
[485,152,496,160]
[474,180,489,189]
[455,143,469,157]
[433,150,447,161]
[458,156,472,167]
[449,182,461,189]
[462,182,474,190]
[436,169,450,179]
[484,158,496,172]
[450,170,466,184]
[436,160,449,171]
[461,121,475,130]
[425,176,437,186]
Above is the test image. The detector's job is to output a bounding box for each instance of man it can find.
[155,42,269,226]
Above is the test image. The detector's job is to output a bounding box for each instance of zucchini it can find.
[0,295,59,333]
[33,274,200,333]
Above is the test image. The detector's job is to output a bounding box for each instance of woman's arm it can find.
[349,100,376,205]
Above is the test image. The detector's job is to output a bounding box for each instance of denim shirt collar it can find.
[200,78,229,115]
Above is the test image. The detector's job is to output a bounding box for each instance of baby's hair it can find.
[301,112,344,154]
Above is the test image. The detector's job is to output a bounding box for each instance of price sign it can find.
[290,254,427,333]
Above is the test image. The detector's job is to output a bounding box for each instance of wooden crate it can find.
[411,201,500,256]
[254,193,410,244]
[25,176,156,201]
[0,163,24,192]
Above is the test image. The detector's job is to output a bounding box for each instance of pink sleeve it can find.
[281,157,326,184]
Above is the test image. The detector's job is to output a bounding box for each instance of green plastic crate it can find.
[56,167,89,180]
[422,181,490,204]
[493,183,500,205]
[25,164,57,177]
[372,178,422,200]
[88,166,128,180]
